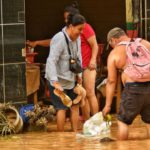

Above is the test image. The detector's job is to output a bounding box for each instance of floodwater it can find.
[0,115,150,150]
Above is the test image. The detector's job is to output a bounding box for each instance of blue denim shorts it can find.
[47,81,77,110]
[117,82,150,125]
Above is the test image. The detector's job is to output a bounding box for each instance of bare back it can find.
[108,45,133,84]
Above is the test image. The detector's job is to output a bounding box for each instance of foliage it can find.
[25,104,56,127]
[0,103,16,136]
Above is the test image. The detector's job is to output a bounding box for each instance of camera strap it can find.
[62,31,78,58]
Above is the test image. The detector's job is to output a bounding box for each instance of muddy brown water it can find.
[0,115,150,150]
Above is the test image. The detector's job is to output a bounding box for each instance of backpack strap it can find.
[117,38,142,60]
[117,41,130,46]
[134,38,142,43]
[117,38,142,46]
[117,39,139,65]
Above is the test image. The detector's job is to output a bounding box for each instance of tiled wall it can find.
[0,0,26,104]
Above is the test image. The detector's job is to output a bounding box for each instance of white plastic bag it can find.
[83,112,111,136]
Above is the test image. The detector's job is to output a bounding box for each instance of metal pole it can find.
[145,0,147,39]
[140,0,143,37]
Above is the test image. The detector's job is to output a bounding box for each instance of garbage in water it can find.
[99,137,115,142]
[76,112,112,138]
[19,104,56,131]
[0,103,23,136]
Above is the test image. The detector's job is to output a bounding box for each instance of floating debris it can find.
[100,137,115,142]
[83,112,112,136]
[0,103,23,136]
[19,104,56,131]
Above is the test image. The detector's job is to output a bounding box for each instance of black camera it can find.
[69,58,82,74]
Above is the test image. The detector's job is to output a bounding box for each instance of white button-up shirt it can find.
[45,27,82,89]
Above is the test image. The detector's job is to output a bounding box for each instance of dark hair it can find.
[64,1,80,16]
[66,14,86,27]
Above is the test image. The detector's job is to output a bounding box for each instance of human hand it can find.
[53,82,63,91]
[76,76,82,85]
[102,105,111,118]
[26,40,37,48]
[88,59,97,70]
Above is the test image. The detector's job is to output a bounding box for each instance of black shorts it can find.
[117,82,150,125]
[47,81,77,110]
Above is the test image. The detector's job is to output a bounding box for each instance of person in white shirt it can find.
[45,14,85,132]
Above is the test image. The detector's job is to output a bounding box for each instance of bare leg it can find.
[117,120,129,140]
[70,104,79,132]
[96,91,101,110]
[146,124,150,138]
[81,98,90,120]
[56,109,66,131]
[83,69,99,115]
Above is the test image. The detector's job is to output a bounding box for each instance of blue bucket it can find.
[19,104,34,123]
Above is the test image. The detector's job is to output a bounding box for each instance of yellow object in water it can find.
[104,114,112,122]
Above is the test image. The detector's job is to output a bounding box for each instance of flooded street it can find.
[0,115,150,150]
